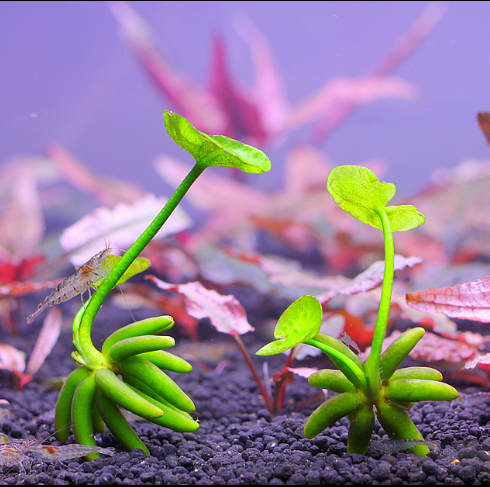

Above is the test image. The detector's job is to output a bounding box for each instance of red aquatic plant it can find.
[108,1,445,147]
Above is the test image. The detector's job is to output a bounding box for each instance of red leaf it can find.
[108,1,226,134]
[477,112,490,148]
[390,291,459,338]
[146,275,254,335]
[318,255,423,304]
[110,2,437,147]
[410,331,482,363]
[25,308,62,377]
[0,163,44,261]
[0,344,25,374]
[465,353,490,370]
[0,255,45,286]
[283,145,332,196]
[46,144,145,207]
[407,275,490,322]
[60,193,192,266]
[17,255,45,281]
[195,246,348,302]
[310,1,446,142]
[0,260,18,286]
[234,15,289,138]
[209,34,267,145]
[285,75,418,137]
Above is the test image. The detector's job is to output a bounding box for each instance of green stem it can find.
[365,207,395,400]
[75,164,205,365]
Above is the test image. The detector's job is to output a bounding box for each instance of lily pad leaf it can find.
[163,110,271,174]
[327,165,425,231]
[92,255,150,287]
[256,295,322,356]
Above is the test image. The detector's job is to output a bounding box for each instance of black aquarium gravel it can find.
[1,304,490,485]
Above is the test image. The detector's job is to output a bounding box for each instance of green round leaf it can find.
[327,165,425,231]
[163,110,271,174]
[256,296,322,355]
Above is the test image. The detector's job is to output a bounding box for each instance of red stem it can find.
[274,348,295,411]
[233,335,274,412]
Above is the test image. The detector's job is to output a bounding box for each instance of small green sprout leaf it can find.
[327,165,425,231]
[163,110,271,174]
[92,256,150,288]
[256,296,322,355]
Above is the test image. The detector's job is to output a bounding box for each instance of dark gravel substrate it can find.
[1,302,490,485]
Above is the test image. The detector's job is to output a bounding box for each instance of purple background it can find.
[1,1,490,199]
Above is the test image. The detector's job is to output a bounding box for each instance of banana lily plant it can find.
[257,166,458,456]
[54,111,271,459]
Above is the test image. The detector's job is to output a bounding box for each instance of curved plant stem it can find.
[365,207,394,400]
[76,164,205,365]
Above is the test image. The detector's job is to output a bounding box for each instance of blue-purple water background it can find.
[1,1,490,199]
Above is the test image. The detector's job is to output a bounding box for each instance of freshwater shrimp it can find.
[339,331,361,355]
[374,437,439,454]
[0,435,114,473]
[27,247,113,324]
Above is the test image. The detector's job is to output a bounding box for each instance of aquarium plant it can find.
[257,165,458,456]
[54,111,271,458]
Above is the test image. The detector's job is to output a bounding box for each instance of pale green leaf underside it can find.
[327,165,425,231]
[385,205,426,232]
[163,110,271,174]
[256,295,322,356]
[93,255,150,287]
